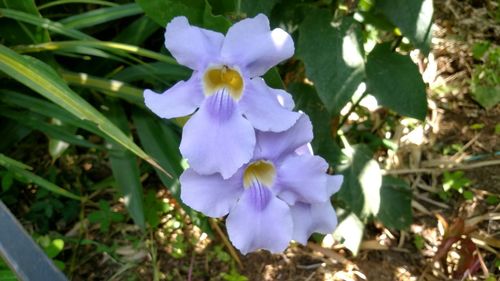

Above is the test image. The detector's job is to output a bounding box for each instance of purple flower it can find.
[144,14,300,179]
[180,115,343,254]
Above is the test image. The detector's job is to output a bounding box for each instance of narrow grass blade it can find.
[38,0,118,10]
[0,108,101,149]
[0,154,81,200]
[13,41,177,64]
[0,8,93,40]
[60,71,144,106]
[0,44,168,176]
[107,102,145,229]
[59,3,143,30]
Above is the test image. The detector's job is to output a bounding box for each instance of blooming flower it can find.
[144,14,300,179]
[180,115,343,254]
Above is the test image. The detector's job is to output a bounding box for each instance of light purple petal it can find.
[290,201,338,244]
[327,175,343,196]
[273,88,295,110]
[144,74,203,119]
[180,168,243,218]
[226,183,292,254]
[254,114,313,161]
[275,154,329,205]
[165,16,224,70]
[180,90,255,179]
[221,14,294,77]
[239,78,300,132]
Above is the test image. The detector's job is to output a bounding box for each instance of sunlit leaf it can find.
[375,0,433,54]
[0,44,165,174]
[298,10,365,115]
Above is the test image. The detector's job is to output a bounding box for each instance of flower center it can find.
[203,65,244,101]
[243,160,276,189]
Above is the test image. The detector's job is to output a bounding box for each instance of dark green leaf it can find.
[241,0,278,17]
[59,3,143,29]
[0,0,50,44]
[106,102,145,229]
[113,16,160,45]
[298,10,365,115]
[0,153,81,200]
[376,176,412,229]
[366,43,427,120]
[375,0,433,54]
[289,83,343,166]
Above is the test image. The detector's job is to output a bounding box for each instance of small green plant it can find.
[37,235,66,270]
[470,41,500,109]
[439,171,473,201]
[413,234,425,250]
[88,200,125,233]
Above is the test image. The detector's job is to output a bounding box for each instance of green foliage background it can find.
[0,0,436,267]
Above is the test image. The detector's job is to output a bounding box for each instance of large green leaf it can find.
[366,43,427,120]
[0,153,81,200]
[113,62,190,84]
[59,3,143,29]
[289,83,343,166]
[298,10,365,116]
[135,0,230,33]
[0,44,165,175]
[375,0,433,54]
[333,210,364,255]
[107,102,145,229]
[376,176,412,229]
[241,0,278,17]
[336,144,382,220]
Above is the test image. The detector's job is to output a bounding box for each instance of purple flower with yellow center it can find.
[180,115,343,254]
[144,14,300,179]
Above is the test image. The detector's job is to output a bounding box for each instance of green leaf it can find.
[136,0,204,27]
[113,16,160,45]
[289,83,343,166]
[366,43,427,120]
[471,83,500,109]
[43,238,65,259]
[0,45,165,175]
[88,200,125,232]
[60,71,144,107]
[0,118,31,151]
[106,102,145,229]
[333,211,364,255]
[0,8,94,40]
[14,41,177,64]
[136,0,230,33]
[59,3,143,29]
[376,176,412,229]
[113,62,190,84]
[375,0,433,54]
[0,106,100,150]
[0,0,50,44]
[0,153,81,200]
[0,90,103,137]
[1,170,14,192]
[298,10,365,115]
[336,144,382,220]
[38,0,118,11]
[241,0,278,17]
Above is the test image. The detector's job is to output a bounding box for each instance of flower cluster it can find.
[144,14,343,254]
